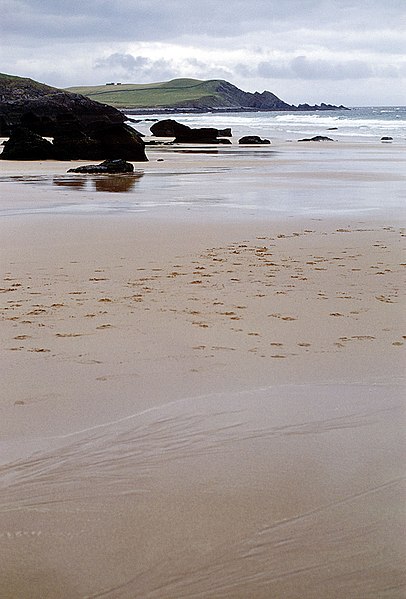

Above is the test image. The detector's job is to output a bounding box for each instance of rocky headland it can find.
[67,78,348,113]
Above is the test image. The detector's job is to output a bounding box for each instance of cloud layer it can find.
[1,0,405,105]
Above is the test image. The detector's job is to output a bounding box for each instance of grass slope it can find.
[0,72,58,99]
[66,79,225,108]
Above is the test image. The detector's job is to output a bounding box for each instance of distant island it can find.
[66,78,348,112]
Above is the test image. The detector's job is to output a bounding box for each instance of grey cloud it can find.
[239,56,404,81]
[1,0,404,44]
[94,53,177,81]
[95,54,149,72]
[290,56,373,80]
[94,53,234,84]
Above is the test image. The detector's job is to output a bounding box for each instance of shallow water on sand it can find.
[0,382,404,598]
[0,142,405,219]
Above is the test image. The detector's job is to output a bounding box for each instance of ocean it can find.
[128,106,406,142]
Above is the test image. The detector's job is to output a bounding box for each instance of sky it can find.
[1,0,405,106]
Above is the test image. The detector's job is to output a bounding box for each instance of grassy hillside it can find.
[0,72,59,100]
[66,79,225,108]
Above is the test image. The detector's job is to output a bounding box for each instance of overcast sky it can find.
[1,0,405,105]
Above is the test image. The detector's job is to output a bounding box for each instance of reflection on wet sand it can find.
[53,173,144,192]
[0,173,144,193]
[94,175,140,193]
[52,177,86,189]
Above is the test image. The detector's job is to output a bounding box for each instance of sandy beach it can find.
[0,143,405,598]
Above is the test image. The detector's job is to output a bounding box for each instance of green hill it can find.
[66,78,225,109]
[65,78,299,111]
[0,72,60,100]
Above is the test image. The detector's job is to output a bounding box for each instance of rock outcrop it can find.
[1,127,54,160]
[238,135,271,145]
[298,135,334,142]
[67,159,134,173]
[53,124,147,161]
[0,73,147,161]
[150,119,232,142]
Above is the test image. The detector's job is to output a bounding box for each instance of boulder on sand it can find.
[67,159,134,174]
[52,123,148,161]
[90,124,148,160]
[238,135,271,145]
[0,126,54,160]
[298,135,334,142]
[150,119,232,142]
[1,124,148,162]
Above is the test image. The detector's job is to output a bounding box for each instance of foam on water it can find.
[130,106,406,140]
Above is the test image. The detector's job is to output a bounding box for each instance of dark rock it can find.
[0,74,126,137]
[298,135,334,142]
[327,127,338,130]
[67,159,135,174]
[52,128,100,160]
[0,126,54,160]
[381,136,393,141]
[150,119,183,137]
[89,124,148,161]
[297,103,349,111]
[1,123,147,162]
[175,127,220,143]
[53,124,147,161]
[0,90,126,138]
[150,119,232,141]
[238,135,271,145]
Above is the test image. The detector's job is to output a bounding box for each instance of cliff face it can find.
[0,73,126,136]
[209,81,293,110]
[176,80,345,111]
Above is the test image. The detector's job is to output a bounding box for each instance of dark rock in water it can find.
[327,127,338,130]
[0,126,54,160]
[298,135,334,142]
[381,136,393,141]
[297,102,348,111]
[67,159,134,174]
[150,119,232,141]
[150,119,182,137]
[175,126,220,143]
[238,135,271,145]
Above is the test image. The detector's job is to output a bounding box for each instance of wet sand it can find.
[0,150,405,597]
